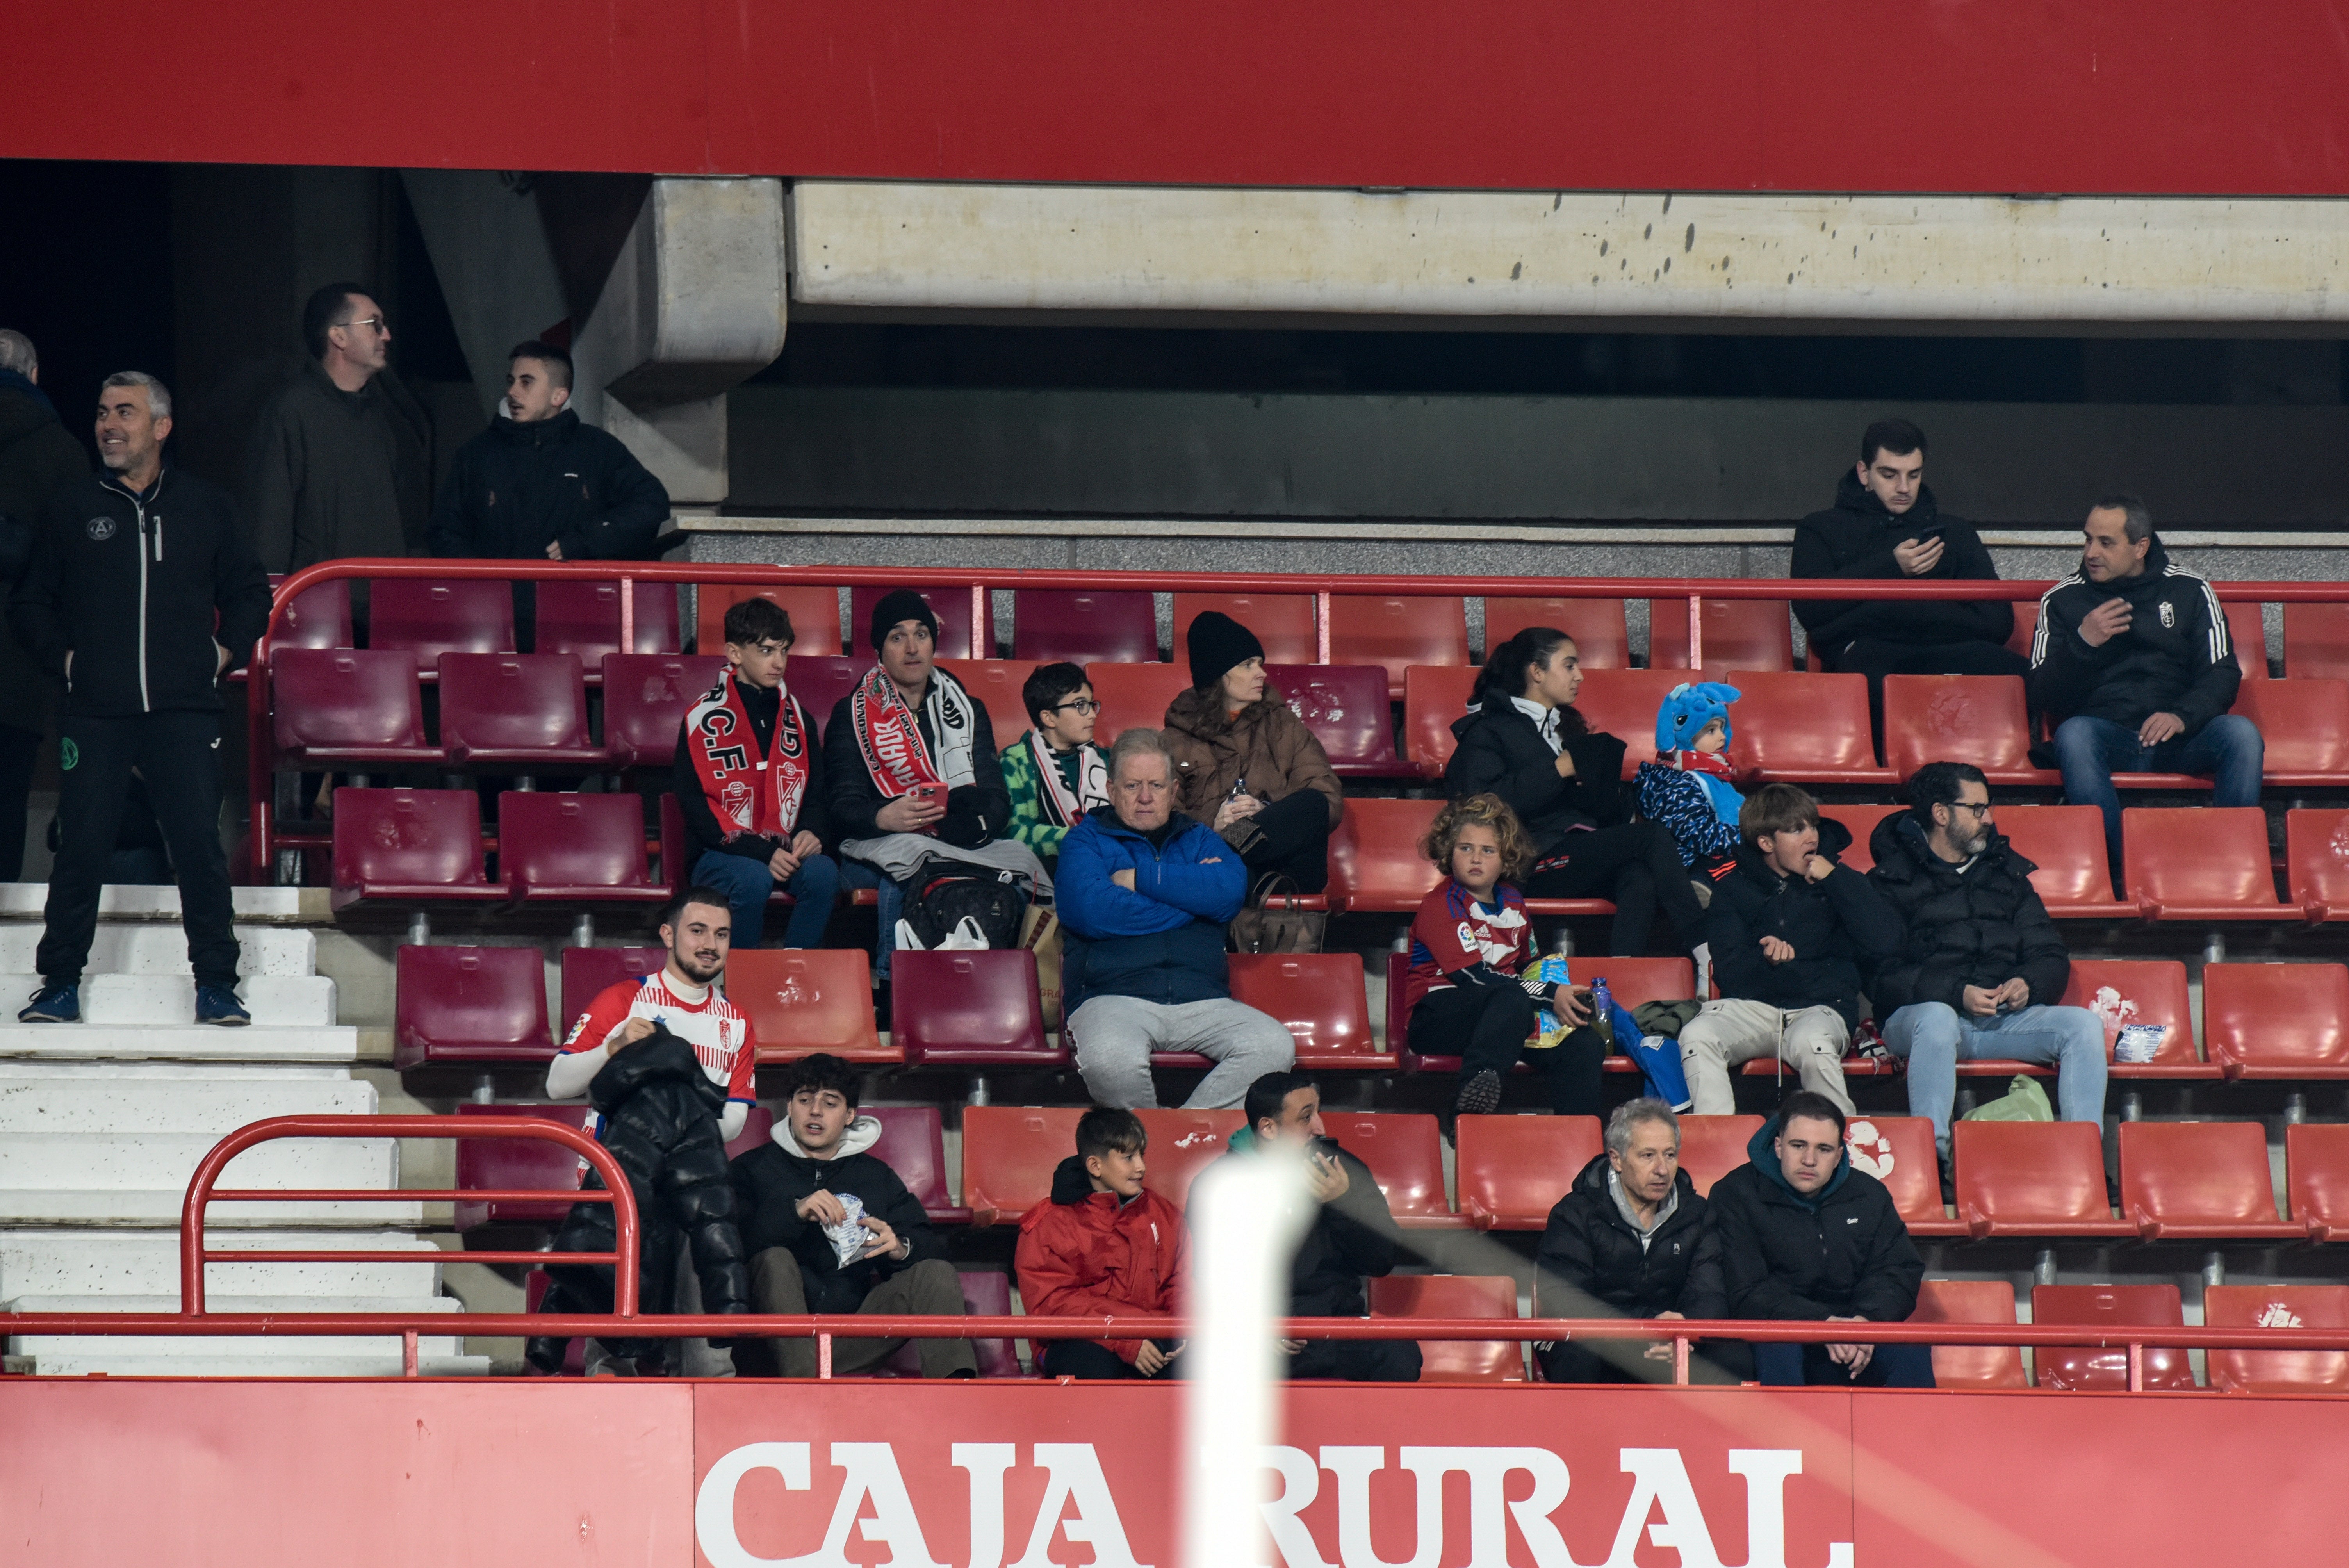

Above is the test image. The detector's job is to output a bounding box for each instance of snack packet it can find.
[824,1192,871,1267]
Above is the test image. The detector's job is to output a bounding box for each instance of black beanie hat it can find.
[1187,610,1266,691]
[869,588,940,652]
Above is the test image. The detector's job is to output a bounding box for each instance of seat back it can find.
[2287,808,2349,911]
[498,791,655,894]
[371,578,514,658]
[2057,959,2199,1068]
[1953,1121,2114,1230]
[2289,1123,2349,1238]
[1086,662,1191,743]
[2285,602,2349,680]
[556,946,666,1041]
[393,945,554,1066]
[273,649,426,751]
[277,579,355,649]
[891,950,1051,1064]
[1566,957,1695,1011]
[1133,1108,1246,1212]
[453,1103,591,1227]
[1568,669,1691,778]
[600,654,727,766]
[2123,807,2281,911]
[937,659,1041,748]
[1674,1115,1764,1197]
[696,584,843,657]
[1317,1112,1449,1221]
[330,788,488,893]
[864,1105,957,1215]
[1402,665,1477,773]
[851,585,989,660]
[1648,598,1792,672]
[1453,1114,1603,1229]
[1818,803,1902,874]
[1909,1280,2026,1390]
[1329,595,1468,693]
[1844,1115,1945,1229]
[1482,597,1628,668]
[2204,962,2349,1073]
[1174,593,1316,665]
[725,949,882,1060]
[1995,805,2119,910]
[1228,953,1376,1064]
[2119,1121,2281,1229]
[1367,1274,1524,1382]
[724,1105,775,1161]
[2006,598,2039,660]
[438,653,591,757]
[2226,601,2269,680]
[2029,1284,2193,1391]
[535,579,680,658]
[874,1269,1022,1378]
[1325,798,1443,912]
[1724,670,1883,777]
[1266,664,1399,769]
[1881,675,2035,780]
[2203,1284,2349,1393]
[786,656,867,742]
[2235,679,2349,777]
[961,1106,1086,1225]
[1013,588,1157,664]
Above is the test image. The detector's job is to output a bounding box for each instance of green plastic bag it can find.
[1962,1075,2054,1123]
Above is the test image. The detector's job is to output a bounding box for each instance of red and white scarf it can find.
[1024,731,1109,826]
[684,669,812,839]
[849,662,978,800]
[1672,747,1739,781]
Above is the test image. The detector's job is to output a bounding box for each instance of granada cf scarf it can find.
[848,663,977,800]
[683,669,812,839]
[1670,746,1744,831]
[1024,731,1109,827]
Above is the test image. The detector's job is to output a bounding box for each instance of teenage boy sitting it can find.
[672,595,838,949]
[999,661,1110,865]
[730,1052,975,1377]
[1015,1107,1187,1379]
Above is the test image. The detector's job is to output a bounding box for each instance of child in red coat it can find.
[1015,1107,1188,1377]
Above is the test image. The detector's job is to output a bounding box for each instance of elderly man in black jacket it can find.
[1533,1099,1747,1384]
[1677,784,1899,1115]
[1711,1092,1930,1388]
[1870,762,2107,1197]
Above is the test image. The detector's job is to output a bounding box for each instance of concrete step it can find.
[7,1295,476,1370]
[0,1130,394,1192]
[0,974,335,1027]
[14,1351,492,1376]
[0,1228,450,1299]
[0,883,313,923]
[0,924,316,976]
[0,1192,424,1226]
[0,1063,372,1133]
[0,1023,358,1063]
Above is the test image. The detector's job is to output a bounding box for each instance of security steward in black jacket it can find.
[9,373,269,1026]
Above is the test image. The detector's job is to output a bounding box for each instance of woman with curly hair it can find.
[1403,793,1606,1116]
[1162,611,1344,891]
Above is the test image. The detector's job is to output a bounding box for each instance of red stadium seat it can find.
[2203,1284,2349,1394]
[1330,595,1469,697]
[1953,1121,2131,1238]
[870,1269,1022,1378]
[961,1106,1085,1226]
[865,1105,969,1224]
[2289,1124,2349,1241]
[1228,952,1396,1069]
[1880,675,2056,785]
[329,788,506,917]
[2237,680,2349,786]
[600,654,727,768]
[437,654,595,768]
[1132,1108,1245,1212]
[273,649,437,766]
[1086,661,1191,743]
[1569,668,1691,779]
[729,948,897,1063]
[497,791,668,911]
[2005,598,2038,661]
[2030,1284,2194,1392]
[725,1105,775,1160]
[1818,803,1902,874]
[891,950,1059,1068]
[1995,804,2125,917]
[453,1102,590,1229]
[1910,1279,2026,1390]
[1724,671,1896,785]
[2226,601,2269,680]
[1649,597,1792,673]
[1402,664,1477,775]
[535,579,679,659]
[2117,1121,2296,1240]
[2284,602,2349,681]
[1174,593,1315,665]
[1675,1115,1763,1198]
[2057,959,2210,1079]
[2123,807,2285,921]
[697,584,843,657]
[937,659,1041,748]
[1483,597,1629,669]
[1845,1115,1960,1236]
[1368,1274,1524,1382]
[1453,1114,1603,1230]
[1266,664,1413,778]
[1318,1111,1460,1228]
[1326,798,1444,914]
[2288,808,2349,922]
[786,656,866,742]
[277,579,354,650]
[371,579,514,660]
[556,946,665,1039]
[2206,962,2349,1080]
[1013,588,1157,664]
[392,945,554,1070]
[852,585,991,661]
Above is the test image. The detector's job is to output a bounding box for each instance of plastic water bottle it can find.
[1590,976,1614,1048]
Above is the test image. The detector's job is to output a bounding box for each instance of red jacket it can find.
[1015,1155,1187,1366]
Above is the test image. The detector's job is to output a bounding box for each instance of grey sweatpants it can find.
[1068,994,1296,1110]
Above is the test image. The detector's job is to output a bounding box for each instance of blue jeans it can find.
[2052,713,2263,859]
[839,859,905,982]
[1882,1001,2109,1155]
[690,849,840,950]
[1753,1340,1935,1388]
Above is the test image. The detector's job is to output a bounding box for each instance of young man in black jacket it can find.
[1709,1092,1930,1388]
[730,1053,975,1377]
[2031,495,2262,861]
[1534,1099,1747,1384]
[0,329,87,882]
[10,373,271,1025]
[1678,784,1898,1115]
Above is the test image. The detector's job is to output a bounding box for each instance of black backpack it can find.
[903,862,1026,950]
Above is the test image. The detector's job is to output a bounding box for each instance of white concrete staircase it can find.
[0,887,487,1376]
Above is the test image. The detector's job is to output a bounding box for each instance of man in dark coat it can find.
[1533,1099,1747,1384]
[1869,762,2107,1193]
[1709,1092,1931,1388]
[0,329,86,879]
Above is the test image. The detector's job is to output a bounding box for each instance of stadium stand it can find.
[1012,588,1158,664]
[534,579,679,658]
[1226,952,1395,1069]
[1848,1115,1961,1237]
[2285,602,2349,680]
[1675,1115,1764,1197]
[1402,664,1477,775]
[599,654,725,767]
[556,946,665,1033]
[1367,1274,1525,1381]
[2205,962,2349,1078]
[2030,1284,2195,1392]
[2122,807,2288,922]
[275,577,354,649]
[1329,594,1468,696]
[959,1106,1082,1226]
[850,584,988,659]
[1881,675,2054,785]
[271,650,437,768]
[497,792,670,913]
[1817,803,1902,873]
[2288,1124,2349,1240]
[1085,660,1190,743]
[2235,678,2349,785]
[329,788,506,918]
[392,945,554,1070]
[1953,1121,2132,1239]
[2287,809,2349,921]
[437,654,596,769]
[786,655,866,741]
[866,1105,970,1224]
[1995,805,2126,918]
[696,584,844,657]
[1266,663,1417,778]
[2060,960,2208,1078]
[2117,1121,2301,1240]
[1647,597,1793,672]
[888,949,1059,1068]
[937,659,1041,745]
[1174,593,1316,664]
[371,578,514,659]
[1726,671,1897,786]
[1567,668,1688,777]
[453,1102,590,1227]
[2203,1285,2349,1393]
[1452,1114,1604,1230]
[1909,1280,2028,1390]
[1130,1108,1245,1210]
[1483,596,1630,668]
[1317,1112,1460,1228]
[728,949,896,1063]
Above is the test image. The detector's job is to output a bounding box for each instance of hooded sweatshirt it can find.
[2028,535,2240,736]
[1707,1116,1922,1322]
[1015,1154,1187,1365]
[1791,469,2013,658]
[729,1113,943,1314]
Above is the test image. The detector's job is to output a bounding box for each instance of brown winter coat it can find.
[1161,686,1344,850]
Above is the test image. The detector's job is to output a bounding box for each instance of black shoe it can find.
[1937,1151,1957,1208]
[1455,1069,1502,1117]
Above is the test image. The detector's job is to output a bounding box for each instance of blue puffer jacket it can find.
[1057,806,1246,1010]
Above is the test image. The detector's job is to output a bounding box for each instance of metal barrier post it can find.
[1688,593,1704,672]
[1673,1335,1691,1386]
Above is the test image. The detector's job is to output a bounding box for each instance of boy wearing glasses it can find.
[999,661,1109,865]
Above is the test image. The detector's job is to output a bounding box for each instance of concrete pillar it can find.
[397,170,569,422]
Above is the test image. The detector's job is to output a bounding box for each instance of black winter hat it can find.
[1187,610,1265,691]
[868,588,939,652]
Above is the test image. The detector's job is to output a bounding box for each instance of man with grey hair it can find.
[1531,1097,1746,1383]
[0,328,87,880]
[2032,494,2262,861]
[1054,727,1294,1109]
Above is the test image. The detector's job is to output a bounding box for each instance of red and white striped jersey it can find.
[560,971,758,1105]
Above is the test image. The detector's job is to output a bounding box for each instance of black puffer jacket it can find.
[1866,812,2070,1015]
[1534,1155,1725,1320]
[529,1030,749,1369]
[1706,816,1898,1029]
[1791,469,2012,659]
[1220,1130,1405,1317]
[2027,536,2240,736]
[1443,700,1630,856]
[1709,1115,1923,1322]
[729,1115,945,1315]
[426,408,671,562]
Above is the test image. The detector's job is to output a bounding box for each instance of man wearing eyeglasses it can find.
[1865,761,2108,1202]
[998,661,1109,867]
[246,281,431,575]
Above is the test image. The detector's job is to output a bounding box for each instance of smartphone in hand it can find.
[912,782,946,811]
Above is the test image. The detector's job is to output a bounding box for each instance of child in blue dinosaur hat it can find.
[1636,682,1743,880]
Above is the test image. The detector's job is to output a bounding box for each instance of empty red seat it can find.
[852,585,989,660]
[1995,804,2124,917]
[453,1102,590,1228]
[937,659,1041,748]
[1649,597,1791,673]
[1266,664,1412,778]
[1952,1121,2130,1239]
[1132,1108,1245,1211]
[1013,588,1157,664]
[600,654,727,768]
[1910,1279,2026,1390]
[2057,959,2208,1078]
[785,656,866,742]
[1368,1274,1524,1382]
[438,653,595,767]
[1880,674,2055,784]
[1568,669,1692,779]
[1676,1115,1764,1198]
[2203,1283,2349,1393]
[870,1268,1022,1378]
[1844,1114,1960,1236]
[2117,1121,2296,1240]
[864,1105,969,1224]
[1330,595,1468,697]
[1453,1114,1603,1230]
[330,788,505,917]
[1228,952,1395,1069]
[891,950,1058,1067]
[2030,1283,2194,1391]
[725,1105,775,1160]
[2290,1123,2349,1240]
[535,579,679,659]
[371,579,514,660]
[1483,597,1629,669]
[1318,1111,1459,1228]
[496,791,667,910]
[961,1106,1085,1226]
[1725,671,1896,785]
[2123,807,2285,921]
[2284,602,2349,680]
[1174,593,1316,665]
[2235,680,2349,786]
[697,584,843,657]
[1401,664,1476,775]
[1325,798,1444,914]
[2288,808,2349,922]
[393,944,554,1069]
[2205,962,2349,1079]
[1085,661,1191,743]
[1817,803,1902,874]
[556,946,665,1038]
[729,948,897,1063]
[273,649,437,766]
[277,579,354,650]
[2226,601,2269,680]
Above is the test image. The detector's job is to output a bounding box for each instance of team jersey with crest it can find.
[1403,881,1536,1014]
[559,972,758,1135]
